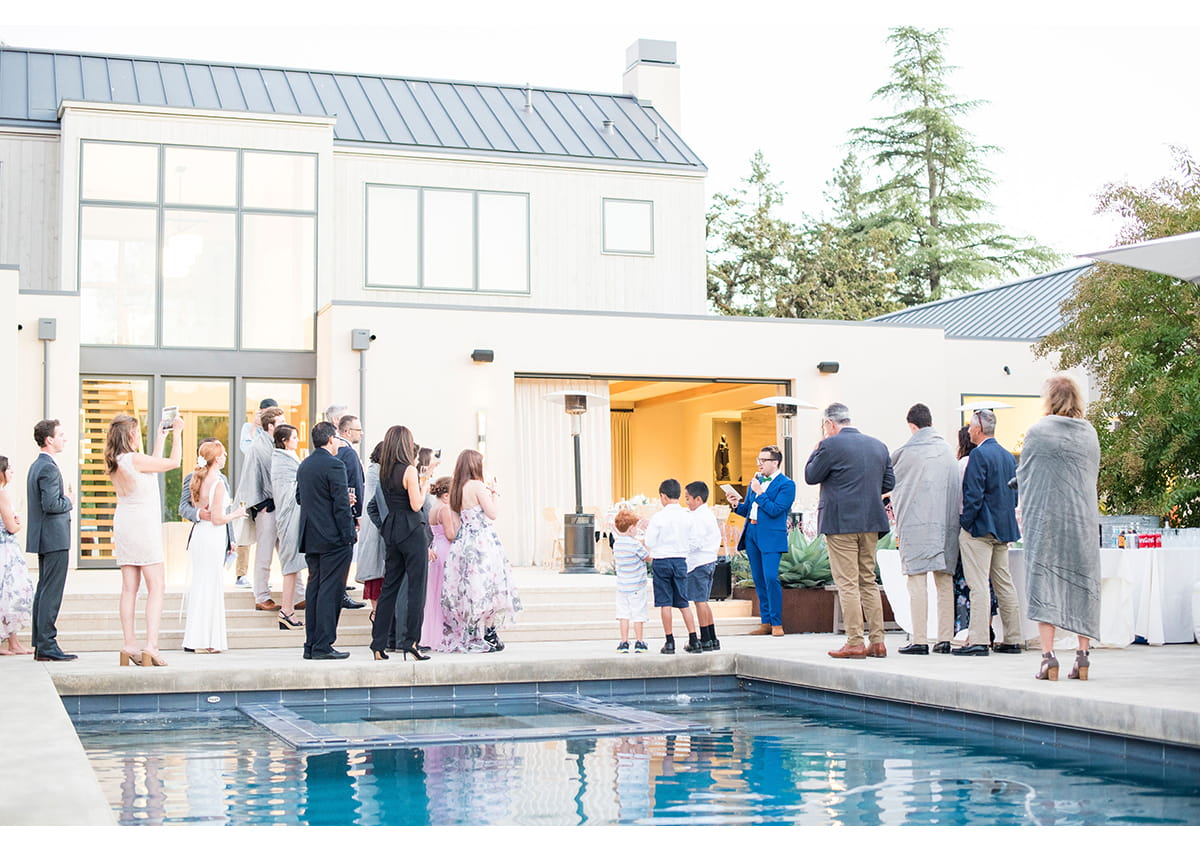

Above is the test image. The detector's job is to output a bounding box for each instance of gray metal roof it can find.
[869,264,1094,340]
[0,46,704,170]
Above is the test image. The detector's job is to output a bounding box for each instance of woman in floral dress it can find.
[0,456,34,655]
[440,450,521,652]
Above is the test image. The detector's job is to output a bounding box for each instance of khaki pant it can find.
[827,532,885,646]
[958,530,1022,646]
[906,571,953,645]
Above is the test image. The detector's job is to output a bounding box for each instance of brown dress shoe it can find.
[828,643,867,659]
[255,599,280,611]
[748,624,772,635]
[771,625,784,636]
[294,601,306,610]
[866,642,888,658]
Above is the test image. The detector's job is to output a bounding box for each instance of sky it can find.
[5,0,1200,281]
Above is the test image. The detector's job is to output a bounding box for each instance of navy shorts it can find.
[686,561,716,602]
[651,557,689,608]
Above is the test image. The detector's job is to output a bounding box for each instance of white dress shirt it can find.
[687,503,722,571]
[644,503,692,559]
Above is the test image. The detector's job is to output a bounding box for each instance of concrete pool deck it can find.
[2,634,1198,826]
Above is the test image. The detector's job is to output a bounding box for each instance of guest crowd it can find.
[0,374,1099,681]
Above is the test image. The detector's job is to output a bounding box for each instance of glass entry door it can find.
[162,379,233,522]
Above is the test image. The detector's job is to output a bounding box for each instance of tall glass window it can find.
[365,184,529,293]
[78,141,317,351]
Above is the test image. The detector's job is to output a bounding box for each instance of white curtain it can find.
[513,378,612,566]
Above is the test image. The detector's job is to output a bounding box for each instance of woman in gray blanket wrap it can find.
[1016,375,1101,681]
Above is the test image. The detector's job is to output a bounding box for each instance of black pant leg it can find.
[399,535,428,646]
[33,549,69,655]
[372,540,409,652]
[319,545,351,652]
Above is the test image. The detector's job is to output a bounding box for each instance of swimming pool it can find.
[73,683,1200,826]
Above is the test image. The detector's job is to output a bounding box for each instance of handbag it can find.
[231,514,255,547]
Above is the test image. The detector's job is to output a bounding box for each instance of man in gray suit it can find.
[26,419,76,661]
[805,402,895,660]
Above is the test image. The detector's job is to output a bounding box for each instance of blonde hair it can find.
[1043,375,1085,419]
[104,415,140,476]
[189,440,225,507]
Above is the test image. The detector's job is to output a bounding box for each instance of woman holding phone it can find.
[106,412,184,666]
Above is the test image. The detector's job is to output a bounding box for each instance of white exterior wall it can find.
[332,148,706,313]
[0,131,61,291]
[318,302,949,560]
[942,336,1089,422]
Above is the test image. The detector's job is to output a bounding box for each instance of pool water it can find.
[74,690,1200,826]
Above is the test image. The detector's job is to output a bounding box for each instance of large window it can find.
[78,142,317,350]
[365,184,529,293]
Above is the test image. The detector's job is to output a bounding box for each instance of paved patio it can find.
[2,633,1197,826]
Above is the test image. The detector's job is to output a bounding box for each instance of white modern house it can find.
[0,40,1083,571]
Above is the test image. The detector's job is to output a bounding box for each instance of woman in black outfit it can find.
[371,425,431,661]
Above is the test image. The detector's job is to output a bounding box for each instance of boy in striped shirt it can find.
[612,509,650,653]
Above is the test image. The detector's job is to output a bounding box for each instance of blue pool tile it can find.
[644,677,679,695]
[59,696,80,715]
[117,693,159,712]
[959,712,995,737]
[578,680,612,697]
[279,689,326,706]
[157,693,201,712]
[453,683,497,700]
[325,688,370,705]
[608,679,647,697]
[198,692,238,711]
[411,685,454,702]
[239,690,283,705]
[496,682,537,699]
[1052,725,1091,753]
[370,686,412,703]
[77,694,120,714]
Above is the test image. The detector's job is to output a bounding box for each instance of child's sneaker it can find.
[616,641,630,653]
[634,640,648,653]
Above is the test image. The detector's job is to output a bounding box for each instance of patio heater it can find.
[544,391,606,573]
[753,395,816,480]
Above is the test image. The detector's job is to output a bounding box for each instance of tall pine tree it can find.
[853,27,1058,304]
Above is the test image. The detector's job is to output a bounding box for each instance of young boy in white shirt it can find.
[611,509,651,653]
[685,481,723,651]
[644,479,701,654]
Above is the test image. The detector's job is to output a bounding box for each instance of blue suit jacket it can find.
[733,473,795,553]
[804,427,894,536]
[959,437,1020,543]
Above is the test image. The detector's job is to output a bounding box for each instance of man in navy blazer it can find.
[296,421,358,660]
[727,445,795,636]
[805,403,894,660]
[956,408,1022,657]
[25,419,77,661]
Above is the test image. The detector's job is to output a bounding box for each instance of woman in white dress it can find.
[105,413,183,667]
[183,441,245,652]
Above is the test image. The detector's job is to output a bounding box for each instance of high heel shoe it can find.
[278,611,304,630]
[484,627,504,652]
[1035,652,1058,681]
[141,650,168,667]
[373,649,389,661]
[1068,649,1090,680]
[119,649,143,667]
[399,642,430,661]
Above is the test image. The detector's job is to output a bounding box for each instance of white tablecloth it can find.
[879,547,1200,647]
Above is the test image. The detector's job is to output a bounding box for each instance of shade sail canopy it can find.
[1079,231,1200,283]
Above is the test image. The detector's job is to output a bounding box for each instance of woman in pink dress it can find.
[423,477,457,649]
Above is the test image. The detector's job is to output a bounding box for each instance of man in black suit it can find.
[296,421,357,660]
[25,419,77,661]
[805,402,895,661]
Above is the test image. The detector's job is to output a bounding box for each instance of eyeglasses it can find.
[756,457,775,464]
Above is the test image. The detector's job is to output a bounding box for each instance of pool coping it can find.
[3,636,1199,826]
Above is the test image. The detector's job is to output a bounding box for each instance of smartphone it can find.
[434,449,442,459]
[160,405,178,430]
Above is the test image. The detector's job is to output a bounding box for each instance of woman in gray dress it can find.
[1016,375,1101,681]
[270,425,307,630]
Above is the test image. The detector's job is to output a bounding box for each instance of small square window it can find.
[603,198,653,255]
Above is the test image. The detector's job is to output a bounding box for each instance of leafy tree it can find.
[1036,148,1200,524]
[706,152,902,319]
[853,26,1059,304]
[706,151,795,316]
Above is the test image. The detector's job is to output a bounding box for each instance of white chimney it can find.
[622,39,681,132]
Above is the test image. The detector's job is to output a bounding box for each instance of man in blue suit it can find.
[727,445,795,636]
[956,408,1022,657]
[805,403,894,660]
[26,419,77,662]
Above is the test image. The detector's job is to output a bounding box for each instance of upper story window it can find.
[602,198,654,255]
[78,141,317,351]
[365,184,529,293]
